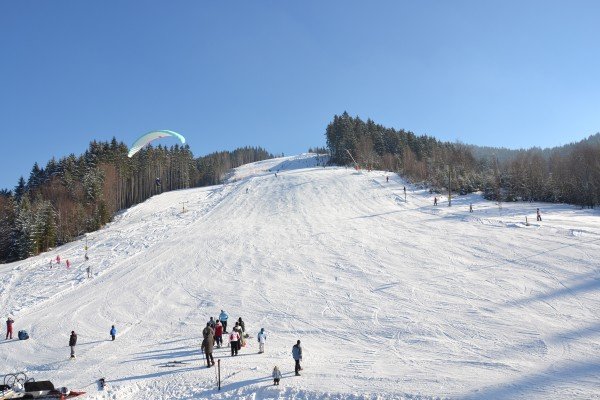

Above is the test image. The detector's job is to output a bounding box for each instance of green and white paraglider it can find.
[127,130,186,158]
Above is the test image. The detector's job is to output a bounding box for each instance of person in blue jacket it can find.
[219,310,229,333]
[110,325,117,341]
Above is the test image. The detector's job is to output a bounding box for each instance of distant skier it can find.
[246,188,249,194]
[434,197,438,206]
[69,331,78,358]
[219,310,229,333]
[386,176,389,183]
[66,259,71,269]
[257,328,267,354]
[272,365,282,385]
[292,340,303,376]
[214,320,223,348]
[110,325,116,341]
[536,208,542,221]
[86,265,92,278]
[56,255,61,264]
[469,203,473,213]
[6,317,14,340]
[229,330,240,356]
[202,324,215,367]
[275,173,278,178]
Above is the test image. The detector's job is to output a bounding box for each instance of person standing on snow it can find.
[214,320,223,348]
[110,325,117,341]
[237,317,245,334]
[434,196,438,206]
[5,317,14,340]
[69,331,78,358]
[229,330,240,356]
[537,208,542,221]
[292,340,303,376]
[257,328,267,354]
[219,310,229,333]
[202,324,215,367]
[272,365,282,385]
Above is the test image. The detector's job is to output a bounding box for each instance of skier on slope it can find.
[219,310,229,333]
[5,317,14,340]
[69,331,78,358]
[536,208,542,221]
[110,325,117,341]
[257,328,267,354]
[237,317,246,334]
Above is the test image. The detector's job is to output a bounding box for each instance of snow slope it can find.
[1,153,599,399]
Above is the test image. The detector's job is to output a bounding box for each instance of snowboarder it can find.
[292,340,303,376]
[434,197,438,206]
[5,317,14,340]
[219,310,229,333]
[214,320,223,348]
[272,365,282,385]
[110,325,116,341]
[469,203,473,213]
[536,208,542,221]
[257,328,267,354]
[202,325,215,367]
[69,331,77,358]
[229,330,240,356]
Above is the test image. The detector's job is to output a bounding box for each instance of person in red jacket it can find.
[6,317,14,340]
[214,320,223,348]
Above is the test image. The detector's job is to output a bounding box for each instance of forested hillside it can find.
[0,138,272,262]
[326,112,600,208]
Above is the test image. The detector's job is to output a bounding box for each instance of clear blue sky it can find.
[1,1,599,190]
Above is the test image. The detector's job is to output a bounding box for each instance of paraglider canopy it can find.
[128,130,186,158]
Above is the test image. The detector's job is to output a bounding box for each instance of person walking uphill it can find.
[69,331,77,358]
[219,310,229,333]
[110,325,116,341]
[292,340,303,376]
[257,328,267,354]
[6,317,14,340]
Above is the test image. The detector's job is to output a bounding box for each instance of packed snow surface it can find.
[1,154,599,399]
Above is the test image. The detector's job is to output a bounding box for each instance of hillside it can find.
[1,154,599,399]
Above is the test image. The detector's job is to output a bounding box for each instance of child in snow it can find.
[110,325,116,341]
[272,365,282,385]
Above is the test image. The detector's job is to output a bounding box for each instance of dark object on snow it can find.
[18,330,29,340]
[98,377,105,390]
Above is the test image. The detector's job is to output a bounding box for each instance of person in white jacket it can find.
[257,328,267,354]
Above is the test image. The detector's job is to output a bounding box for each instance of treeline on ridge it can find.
[0,138,272,263]
[326,112,599,207]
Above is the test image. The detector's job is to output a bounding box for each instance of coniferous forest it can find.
[326,112,600,207]
[0,138,272,263]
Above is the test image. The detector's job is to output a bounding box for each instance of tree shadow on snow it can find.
[123,346,201,364]
[108,365,200,383]
[461,359,600,399]
[200,371,296,396]
[506,273,600,307]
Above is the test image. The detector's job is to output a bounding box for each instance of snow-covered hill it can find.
[1,153,599,399]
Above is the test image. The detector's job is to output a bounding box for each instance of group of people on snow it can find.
[201,309,303,384]
[67,325,117,358]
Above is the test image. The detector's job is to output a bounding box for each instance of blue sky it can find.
[1,1,599,190]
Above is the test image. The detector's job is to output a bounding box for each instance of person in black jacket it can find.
[69,331,77,358]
